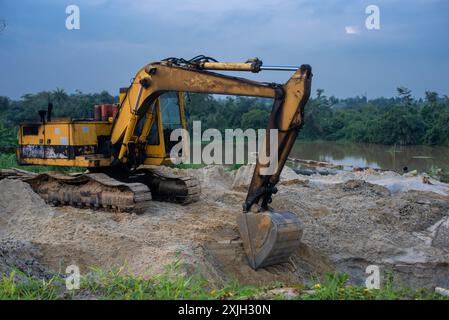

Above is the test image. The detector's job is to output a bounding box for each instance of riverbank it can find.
[290,140,449,174]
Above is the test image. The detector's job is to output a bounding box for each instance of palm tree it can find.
[397,87,413,107]
[53,88,68,106]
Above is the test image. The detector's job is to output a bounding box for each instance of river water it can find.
[289,141,449,173]
[194,139,448,173]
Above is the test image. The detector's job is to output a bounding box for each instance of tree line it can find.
[1,87,449,149]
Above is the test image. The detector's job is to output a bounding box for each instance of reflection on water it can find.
[290,141,449,173]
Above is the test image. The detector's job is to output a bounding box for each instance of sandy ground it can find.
[1,165,449,289]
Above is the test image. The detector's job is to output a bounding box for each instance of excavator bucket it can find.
[237,211,303,269]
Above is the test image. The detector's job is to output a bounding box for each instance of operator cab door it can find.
[143,92,187,165]
[160,92,185,156]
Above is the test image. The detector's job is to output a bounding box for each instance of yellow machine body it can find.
[17,92,188,168]
[18,120,112,167]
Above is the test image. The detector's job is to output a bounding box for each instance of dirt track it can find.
[1,165,449,288]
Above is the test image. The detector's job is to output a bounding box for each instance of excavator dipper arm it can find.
[239,64,312,269]
[110,57,312,269]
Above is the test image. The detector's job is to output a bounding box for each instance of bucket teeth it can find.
[237,211,303,269]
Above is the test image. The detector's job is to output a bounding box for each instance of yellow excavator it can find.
[15,56,312,269]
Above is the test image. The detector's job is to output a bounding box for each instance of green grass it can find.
[0,153,17,169]
[1,262,447,300]
[295,272,446,300]
[428,165,449,183]
[169,163,207,170]
[0,270,62,300]
[437,170,449,183]
[440,174,449,183]
[170,163,245,171]
[0,153,83,173]
[1,152,242,173]
[224,163,245,171]
[0,261,262,300]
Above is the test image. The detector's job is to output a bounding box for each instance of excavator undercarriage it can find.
[22,166,200,214]
[14,56,312,269]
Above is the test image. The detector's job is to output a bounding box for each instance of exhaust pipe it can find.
[47,102,53,122]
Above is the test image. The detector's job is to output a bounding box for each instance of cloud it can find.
[1,0,449,98]
[345,25,359,34]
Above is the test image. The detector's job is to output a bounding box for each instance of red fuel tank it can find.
[100,104,114,121]
[94,105,102,121]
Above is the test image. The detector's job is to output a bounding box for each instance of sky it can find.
[0,0,448,99]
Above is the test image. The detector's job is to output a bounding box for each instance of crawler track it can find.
[136,166,201,205]
[1,166,201,213]
[25,172,152,213]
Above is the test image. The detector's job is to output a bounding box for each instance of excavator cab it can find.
[131,92,188,166]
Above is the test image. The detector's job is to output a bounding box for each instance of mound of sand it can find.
[1,166,448,289]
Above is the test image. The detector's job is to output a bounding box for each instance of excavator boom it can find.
[111,56,312,269]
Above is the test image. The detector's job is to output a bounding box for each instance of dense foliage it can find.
[1,87,449,149]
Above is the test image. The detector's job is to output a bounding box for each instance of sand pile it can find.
[0,166,448,289]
